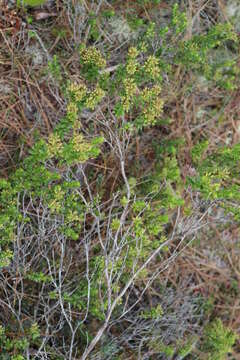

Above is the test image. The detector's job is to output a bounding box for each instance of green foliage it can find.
[191,140,209,164]
[141,154,183,209]
[102,9,115,18]
[150,340,175,357]
[177,338,196,357]
[136,0,161,5]
[140,304,163,319]
[17,0,46,7]
[176,23,237,67]
[153,138,185,158]
[111,218,121,231]
[0,81,104,268]
[48,55,62,81]
[0,325,29,359]
[126,14,144,31]
[88,12,100,41]
[171,3,187,35]
[29,323,40,341]
[61,256,108,320]
[174,22,239,89]
[27,271,51,283]
[201,319,237,360]
[188,143,240,219]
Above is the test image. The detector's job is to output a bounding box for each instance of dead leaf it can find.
[34,12,57,20]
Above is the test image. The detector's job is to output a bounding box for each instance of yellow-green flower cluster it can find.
[0,249,13,267]
[126,47,139,76]
[120,47,140,112]
[128,47,139,58]
[145,21,156,39]
[65,209,81,223]
[49,185,65,214]
[141,85,164,126]
[68,82,87,102]
[121,78,137,112]
[47,133,63,158]
[67,101,78,121]
[67,82,105,111]
[72,133,92,159]
[144,55,161,79]
[141,85,161,102]
[85,84,105,110]
[80,46,106,69]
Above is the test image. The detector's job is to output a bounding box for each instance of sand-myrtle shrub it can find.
[0,2,239,359]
